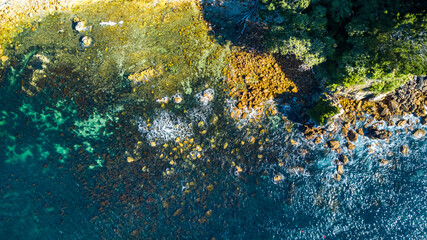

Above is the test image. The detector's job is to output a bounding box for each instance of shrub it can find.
[308,98,340,125]
[260,0,427,91]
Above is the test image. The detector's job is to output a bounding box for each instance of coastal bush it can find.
[308,98,340,125]
[260,0,427,91]
[369,76,409,95]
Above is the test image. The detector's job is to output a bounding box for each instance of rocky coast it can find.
[0,0,426,239]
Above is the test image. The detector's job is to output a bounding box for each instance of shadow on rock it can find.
[200,0,264,48]
[273,54,322,123]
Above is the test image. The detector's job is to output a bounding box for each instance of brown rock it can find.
[343,122,351,129]
[380,107,391,117]
[348,130,358,142]
[413,129,426,139]
[400,145,409,155]
[367,126,392,139]
[334,173,341,181]
[421,117,427,125]
[305,131,316,140]
[341,127,349,137]
[388,100,399,112]
[339,154,349,165]
[347,142,355,150]
[314,137,322,144]
[328,140,340,150]
[380,159,389,165]
[396,120,407,127]
[337,165,344,174]
[127,156,136,163]
[357,128,364,136]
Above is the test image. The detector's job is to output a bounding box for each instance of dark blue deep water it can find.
[1,65,426,240]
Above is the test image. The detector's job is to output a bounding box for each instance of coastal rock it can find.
[341,127,349,137]
[400,145,409,155]
[380,107,391,117]
[413,129,426,139]
[314,137,322,144]
[337,165,344,174]
[328,140,340,150]
[380,159,389,165]
[367,126,392,140]
[334,173,341,181]
[80,36,93,48]
[388,100,399,112]
[396,120,407,127]
[347,142,355,150]
[304,131,316,140]
[348,130,358,142]
[290,139,299,145]
[357,128,364,135]
[339,154,349,165]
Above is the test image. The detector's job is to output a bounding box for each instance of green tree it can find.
[260,0,427,90]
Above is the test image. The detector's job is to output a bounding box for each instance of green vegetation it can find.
[369,75,409,94]
[260,0,427,90]
[308,98,340,125]
[5,0,229,100]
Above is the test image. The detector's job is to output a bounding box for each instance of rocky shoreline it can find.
[1,0,425,181]
[300,75,427,180]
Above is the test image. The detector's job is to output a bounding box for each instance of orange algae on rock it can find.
[225,48,297,120]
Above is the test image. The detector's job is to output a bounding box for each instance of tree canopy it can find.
[260,0,427,90]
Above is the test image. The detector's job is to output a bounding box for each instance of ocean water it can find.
[1,2,426,239]
[1,67,426,239]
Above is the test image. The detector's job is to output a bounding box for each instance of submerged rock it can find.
[80,36,93,48]
[337,165,344,174]
[173,94,183,104]
[400,145,409,155]
[273,174,284,183]
[380,159,389,165]
[413,129,426,139]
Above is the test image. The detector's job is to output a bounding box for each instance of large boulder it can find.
[328,140,340,149]
[396,120,407,127]
[339,154,349,165]
[348,130,358,142]
[413,129,426,139]
[367,126,392,140]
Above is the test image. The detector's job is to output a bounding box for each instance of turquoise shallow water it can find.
[1,61,426,240]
